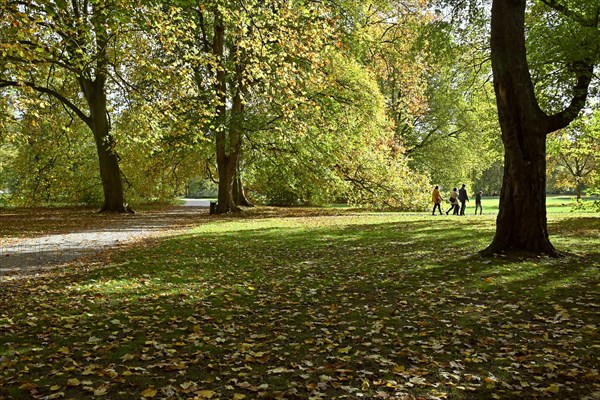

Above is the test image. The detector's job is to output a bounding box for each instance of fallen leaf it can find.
[141,387,158,398]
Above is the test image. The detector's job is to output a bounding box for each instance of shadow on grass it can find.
[1,214,598,399]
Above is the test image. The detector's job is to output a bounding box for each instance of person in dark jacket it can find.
[475,191,483,215]
[458,184,469,215]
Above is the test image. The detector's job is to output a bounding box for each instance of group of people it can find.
[431,184,483,216]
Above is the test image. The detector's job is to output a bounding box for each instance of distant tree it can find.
[473,160,503,195]
[547,111,599,200]
[1,99,102,205]
[246,52,430,210]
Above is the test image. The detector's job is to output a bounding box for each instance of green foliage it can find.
[473,161,503,195]
[396,6,503,191]
[119,145,204,205]
[547,109,599,197]
[1,103,103,206]
[246,52,429,210]
[184,178,218,198]
[3,0,594,213]
[527,0,600,114]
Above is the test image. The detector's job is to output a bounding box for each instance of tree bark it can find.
[233,161,253,207]
[84,2,129,213]
[483,0,593,257]
[213,16,244,214]
[80,77,129,213]
[213,16,233,214]
[216,82,244,213]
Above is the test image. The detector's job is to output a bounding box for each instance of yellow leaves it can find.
[338,346,352,354]
[544,383,561,394]
[87,336,102,344]
[82,365,96,375]
[141,387,158,398]
[19,382,37,391]
[93,386,108,396]
[105,369,119,379]
[361,379,370,390]
[120,353,135,361]
[67,378,80,386]
[194,390,216,399]
[1,211,599,400]
[180,381,194,390]
[267,367,292,374]
[484,376,497,389]
[392,364,406,374]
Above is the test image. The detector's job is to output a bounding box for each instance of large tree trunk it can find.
[213,16,235,214]
[483,0,593,257]
[81,4,129,213]
[233,161,253,207]
[216,86,244,214]
[80,78,129,213]
[213,16,245,214]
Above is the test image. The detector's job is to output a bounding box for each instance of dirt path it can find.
[0,203,209,280]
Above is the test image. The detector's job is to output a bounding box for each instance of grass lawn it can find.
[1,208,599,399]
[473,195,599,215]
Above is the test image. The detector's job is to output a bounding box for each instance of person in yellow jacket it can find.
[431,185,443,215]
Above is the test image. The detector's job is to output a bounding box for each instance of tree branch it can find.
[0,80,90,126]
[545,62,595,133]
[539,0,600,28]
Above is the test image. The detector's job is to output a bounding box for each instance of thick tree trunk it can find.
[79,6,129,214]
[483,0,593,256]
[81,78,129,213]
[213,16,236,214]
[484,144,557,255]
[216,155,239,213]
[216,89,244,214]
[483,0,557,256]
[233,162,253,207]
[213,17,245,214]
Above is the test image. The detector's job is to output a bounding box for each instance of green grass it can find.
[1,210,599,399]
[475,195,599,215]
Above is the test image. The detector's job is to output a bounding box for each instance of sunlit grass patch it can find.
[1,209,598,399]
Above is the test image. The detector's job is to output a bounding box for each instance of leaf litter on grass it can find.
[0,209,599,399]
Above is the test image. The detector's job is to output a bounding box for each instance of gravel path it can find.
[0,201,209,280]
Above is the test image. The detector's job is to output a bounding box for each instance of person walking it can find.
[446,187,459,215]
[431,185,443,215]
[458,184,469,215]
[475,191,483,215]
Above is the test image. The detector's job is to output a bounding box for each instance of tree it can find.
[483,0,598,256]
[160,0,334,213]
[1,97,102,205]
[0,0,144,212]
[338,1,504,193]
[245,51,430,209]
[548,147,596,200]
[547,112,599,200]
